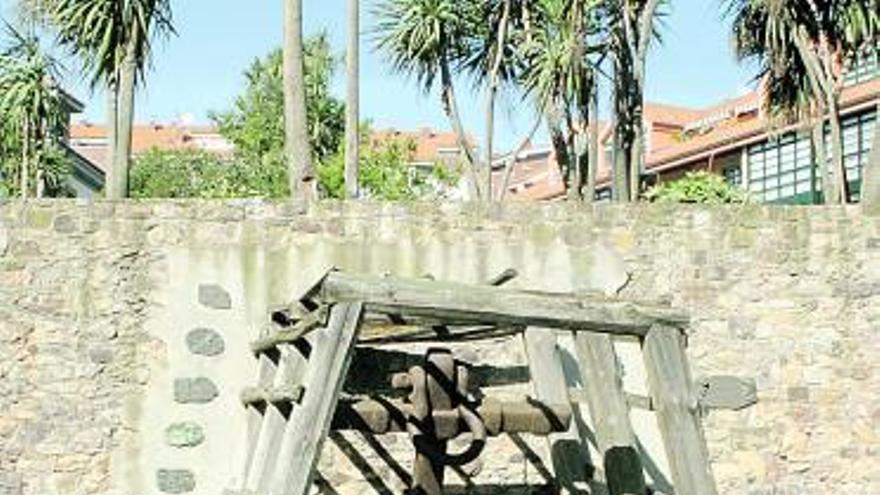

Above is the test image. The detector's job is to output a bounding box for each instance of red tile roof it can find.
[507,78,880,200]
[370,127,475,165]
[69,123,233,172]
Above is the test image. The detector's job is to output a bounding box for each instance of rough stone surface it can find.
[156,469,196,493]
[197,284,231,310]
[0,226,7,255]
[173,378,219,404]
[165,422,205,448]
[0,200,877,495]
[52,214,77,234]
[185,328,225,357]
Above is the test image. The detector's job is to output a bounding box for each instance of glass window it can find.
[723,164,742,186]
[844,44,879,86]
[746,131,815,203]
[595,187,612,202]
[819,109,876,202]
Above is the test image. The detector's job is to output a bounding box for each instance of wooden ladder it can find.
[229,285,364,495]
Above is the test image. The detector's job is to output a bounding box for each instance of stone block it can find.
[728,316,757,340]
[156,469,195,493]
[165,422,205,448]
[174,378,219,404]
[25,208,53,229]
[185,328,225,357]
[787,386,810,402]
[88,345,115,365]
[53,215,77,234]
[0,472,23,495]
[198,284,231,310]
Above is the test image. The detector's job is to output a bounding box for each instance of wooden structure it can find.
[228,269,751,495]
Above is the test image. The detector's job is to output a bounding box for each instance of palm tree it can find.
[608,0,665,202]
[345,0,360,199]
[0,24,68,199]
[519,0,604,202]
[726,0,878,204]
[48,0,174,199]
[284,0,317,201]
[479,0,513,201]
[375,0,484,199]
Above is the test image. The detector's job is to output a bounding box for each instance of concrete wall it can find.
[0,200,878,495]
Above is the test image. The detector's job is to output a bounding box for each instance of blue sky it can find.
[1,0,756,149]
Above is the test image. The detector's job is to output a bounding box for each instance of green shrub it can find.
[644,170,750,204]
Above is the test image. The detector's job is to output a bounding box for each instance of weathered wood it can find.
[244,344,310,492]
[240,384,305,407]
[568,388,654,411]
[251,305,329,354]
[320,272,688,336]
[239,350,279,487]
[523,328,592,493]
[267,303,364,495]
[330,397,571,435]
[357,322,520,345]
[573,333,646,495]
[643,324,718,495]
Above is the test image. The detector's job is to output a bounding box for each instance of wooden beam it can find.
[330,397,571,436]
[250,305,329,354]
[643,324,718,495]
[320,272,688,337]
[244,343,310,492]
[267,302,364,495]
[523,328,593,491]
[240,384,305,407]
[238,348,279,488]
[573,333,647,495]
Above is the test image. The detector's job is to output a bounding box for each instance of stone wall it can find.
[0,200,878,495]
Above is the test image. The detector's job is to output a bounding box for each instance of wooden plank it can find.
[244,342,310,492]
[238,347,279,487]
[251,305,329,354]
[573,333,646,495]
[320,272,688,337]
[523,328,592,493]
[643,324,718,495]
[267,302,364,495]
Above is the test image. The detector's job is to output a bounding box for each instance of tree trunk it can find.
[36,119,47,198]
[484,94,496,203]
[440,61,481,200]
[812,117,828,204]
[587,78,599,204]
[861,102,880,213]
[499,115,542,202]
[113,43,137,199]
[105,78,119,198]
[629,74,645,201]
[344,0,360,199]
[483,0,511,203]
[21,118,29,200]
[826,94,847,203]
[284,0,317,202]
[546,106,571,195]
[566,111,582,202]
[612,65,633,203]
[630,118,643,201]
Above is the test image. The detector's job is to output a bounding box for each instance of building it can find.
[491,146,566,201]
[502,49,880,204]
[52,93,107,198]
[370,127,476,172]
[70,122,235,175]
